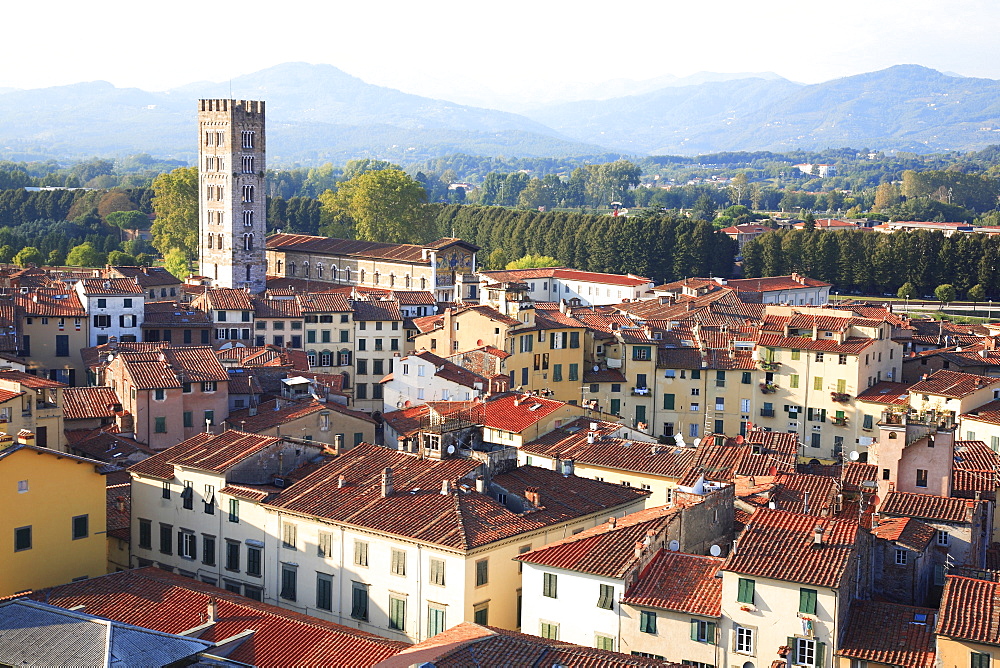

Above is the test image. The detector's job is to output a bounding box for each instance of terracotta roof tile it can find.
[251,295,303,318]
[522,429,695,479]
[296,292,353,313]
[516,506,682,578]
[129,430,280,479]
[756,332,874,354]
[351,299,402,322]
[31,567,405,666]
[227,397,374,432]
[937,575,1000,645]
[268,233,433,263]
[622,550,724,617]
[0,370,65,389]
[197,287,253,311]
[723,507,858,588]
[856,381,913,405]
[838,600,936,668]
[13,286,87,317]
[726,275,831,291]
[77,278,144,295]
[871,516,936,552]
[880,491,974,524]
[909,368,1000,398]
[62,386,121,420]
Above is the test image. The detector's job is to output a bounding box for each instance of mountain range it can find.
[2,63,1000,164]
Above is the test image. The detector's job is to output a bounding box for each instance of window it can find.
[799,588,818,615]
[97,298,107,309]
[204,410,215,426]
[895,548,908,565]
[280,564,297,601]
[639,610,657,634]
[160,523,173,555]
[181,481,193,510]
[429,557,446,586]
[154,417,167,433]
[204,485,215,514]
[690,619,716,644]
[735,625,754,654]
[476,558,488,586]
[790,374,799,388]
[202,381,216,393]
[937,530,950,546]
[916,469,928,488]
[737,578,755,604]
[543,572,557,598]
[183,411,193,428]
[318,531,333,558]
[474,602,488,625]
[162,482,170,500]
[391,548,407,576]
[595,634,614,651]
[351,582,369,620]
[354,540,369,566]
[389,596,406,631]
[792,637,822,668]
[228,498,239,523]
[282,522,297,550]
[540,621,559,640]
[179,530,197,559]
[598,583,614,610]
[971,653,991,668]
[14,526,31,551]
[305,572,332,612]
[247,545,262,577]
[203,535,216,566]
[138,519,152,549]
[427,605,447,637]
[72,515,88,540]
[814,376,823,390]
[226,540,240,571]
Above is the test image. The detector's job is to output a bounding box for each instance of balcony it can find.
[759,408,775,418]
[631,387,650,396]
[759,382,778,394]
[830,392,851,404]
[759,360,780,371]
[832,416,849,426]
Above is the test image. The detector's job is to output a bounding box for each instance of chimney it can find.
[334,433,343,456]
[475,476,485,493]
[207,599,218,623]
[634,540,644,561]
[525,486,541,506]
[803,491,810,515]
[441,479,452,495]
[813,525,825,546]
[381,467,393,497]
[115,496,125,512]
[337,475,346,489]
[608,516,617,529]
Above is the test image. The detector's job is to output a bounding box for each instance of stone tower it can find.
[198,99,267,293]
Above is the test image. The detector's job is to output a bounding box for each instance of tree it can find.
[107,251,137,266]
[13,246,44,267]
[935,283,957,309]
[968,283,986,308]
[873,182,901,211]
[690,195,717,222]
[47,249,65,266]
[0,246,14,264]
[897,281,918,300]
[163,248,191,279]
[486,248,508,270]
[321,168,431,244]
[505,254,561,270]
[804,212,816,232]
[729,172,749,206]
[105,210,148,231]
[151,166,199,261]
[135,253,155,267]
[66,242,106,267]
[97,192,136,219]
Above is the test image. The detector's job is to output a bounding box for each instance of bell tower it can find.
[198,99,267,293]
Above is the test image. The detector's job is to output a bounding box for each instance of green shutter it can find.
[663,393,675,410]
[737,578,755,604]
[787,637,797,664]
[569,363,579,381]
[690,619,699,641]
[863,414,873,429]
[791,374,799,388]
[799,588,817,614]
[742,371,751,384]
[814,376,823,390]
[610,399,620,415]
[707,621,716,645]
[815,641,825,668]
[837,378,846,393]
[691,370,701,379]
[820,408,826,422]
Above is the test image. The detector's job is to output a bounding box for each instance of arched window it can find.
[245,265,251,282]
[302,261,310,278]
[420,277,426,290]
[289,262,297,277]
[344,268,351,283]
[316,262,324,279]
[243,234,254,252]
[405,274,411,288]
[373,271,380,285]
[389,274,395,287]
[243,210,253,227]
[276,260,283,274]
[331,266,338,281]
[207,233,214,249]
[360,269,365,284]
[242,155,254,173]
[243,185,254,203]
[217,236,223,250]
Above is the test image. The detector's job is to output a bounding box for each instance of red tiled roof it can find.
[77,277,144,295]
[389,290,436,305]
[769,472,839,516]
[726,275,831,291]
[352,299,402,322]
[296,292,353,313]
[108,265,181,289]
[129,430,280,479]
[142,302,212,327]
[381,404,430,438]
[14,285,87,317]
[116,346,229,390]
[521,430,695,479]
[376,622,676,668]
[623,550,724,617]
[215,345,309,371]
[871,516,936,552]
[405,350,488,389]
[909,369,1000,398]
[0,370,65,389]
[268,233,434,263]
[756,332,874,354]
[251,295,303,318]
[106,479,130,541]
[31,567,406,666]
[0,387,23,405]
[227,397,374,432]
[961,399,1000,427]
[62,386,121,420]
[478,394,567,433]
[856,381,913,405]
[880,491,974,524]
[953,441,999,500]
[67,427,150,463]
[842,462,878,493]
[838,600,936,668]
[723,507,859,588]
[197,287,253,311]
[481,267,650,287]
[937,575,1000,645]
[516,506,682,578]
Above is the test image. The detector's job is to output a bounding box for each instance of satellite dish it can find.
[849,451,860,461]
[734,434,745,445]
[593,365,600,372]
[767,465,778,476]
[668,540,680,552]
[446,445,455,455]
[693,437,702,447]
[709,544,722,557]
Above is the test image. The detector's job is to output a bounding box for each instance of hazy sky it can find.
[6,0,1000,103]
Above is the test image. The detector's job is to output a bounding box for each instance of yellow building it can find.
[0,370,67,451]
[936,575,1000,668]
[0,443,109,596]
[960,399,1000,451]
[411,304,519,357]
[14,284,89,387]
[505,305,587,404]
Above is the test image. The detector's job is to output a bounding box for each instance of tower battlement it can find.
[198,99,265,115]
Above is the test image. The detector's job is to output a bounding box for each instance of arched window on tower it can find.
[373,271,379,285]
[316,262,324,279]
[243,185,254,203]
[405,274,411,288]
[289,262,297,277]
[243,234,254,252]
[302,261,310,278]
[246,265,251,282]
[242,155,254,173]
[420,277,426,290]
[389,273,395,287]
[207,233,214,249]
[217,236,223,250]
[344,267,351,283]
[243,210,253,227]
[360,269,365,284]
[276,260,283,274]
[331,266,338,281]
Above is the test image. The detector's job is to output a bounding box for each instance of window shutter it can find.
[663,394,675,410]
[820,408,826,422]
[787,637,797,664]
[707,621,716,645]
[815,641,825,668]
[690,619,698,641]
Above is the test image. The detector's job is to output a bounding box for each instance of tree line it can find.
[741,228,1000,298]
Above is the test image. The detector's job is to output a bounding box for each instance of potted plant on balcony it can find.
[759,382,778,394]
[830,391,851,403]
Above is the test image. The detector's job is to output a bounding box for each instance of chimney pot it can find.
[813,525,825,546]
[381,467,393,497]
[207,599,218,623]
[337,475,346,489]
[442,479,452,495]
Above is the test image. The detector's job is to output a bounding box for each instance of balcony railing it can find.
[760,408,775,418]
[760,382,778,394]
